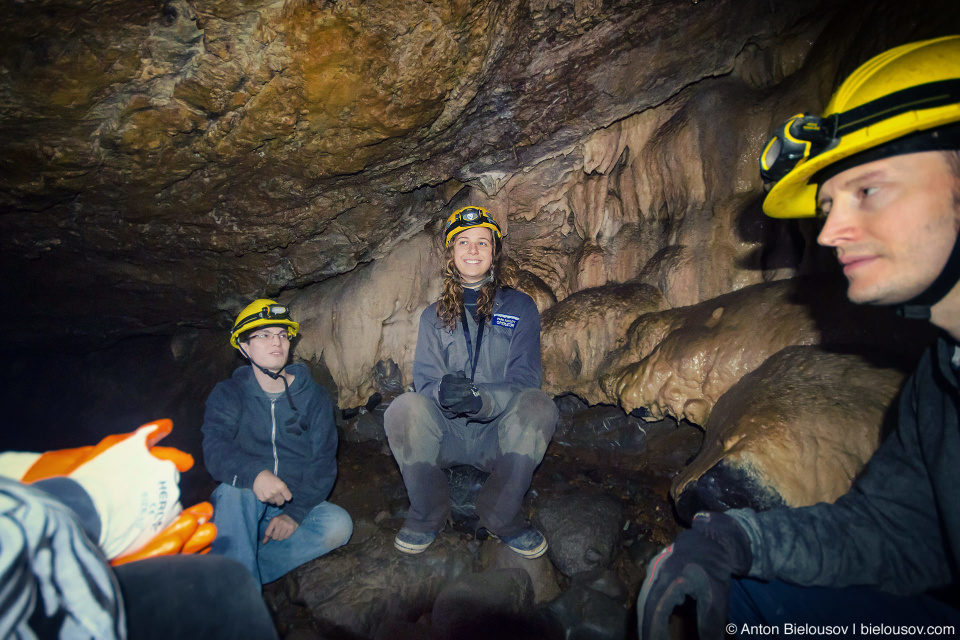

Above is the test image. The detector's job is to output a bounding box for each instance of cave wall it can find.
[3,0,850,345]
[2,0,960,451]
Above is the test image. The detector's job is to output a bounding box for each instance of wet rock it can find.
[513,266,560,315]
[672,346,906,522]
[541,282,667,402]
[599,275,931,425]
[431,569,537,639]
[534,493,624,578]
[551,404,648,467]
[444,465,490,530]
[373,359,406,398]
[625,536,662,572]
[541,569,630,640]
[292,233,442,408]
[340,406,387,444]
[480,540,563,604]
[289,528,473,638]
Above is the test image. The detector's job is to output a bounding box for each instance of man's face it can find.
[817,151,960,305]
[452,226,495,284]
[242,326,291,372]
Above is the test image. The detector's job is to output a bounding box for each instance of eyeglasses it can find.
[248,331,289,342]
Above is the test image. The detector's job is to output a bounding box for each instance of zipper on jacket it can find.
[270,399,279,476]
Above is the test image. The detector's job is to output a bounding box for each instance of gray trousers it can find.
[384,389,558,537]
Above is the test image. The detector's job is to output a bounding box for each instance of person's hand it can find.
[253,470,292,506]
[111,502,217,566]
[438,372,482,415]
[637,511,752,640]
[262,514,298,544]
[55,420,192,559]
[0,418,194,483]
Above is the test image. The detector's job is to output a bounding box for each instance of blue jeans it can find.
[210,483,353,584]
[729,578,960,638]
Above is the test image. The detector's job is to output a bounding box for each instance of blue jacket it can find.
[413,287,543,420]
[730,336,960,595]
[202,362,337,524]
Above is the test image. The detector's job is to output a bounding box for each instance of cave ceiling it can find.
[2,0,959,350]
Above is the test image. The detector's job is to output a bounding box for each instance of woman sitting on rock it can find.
[384,205,558,558]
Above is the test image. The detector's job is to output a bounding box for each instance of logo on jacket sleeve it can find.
[493,313,519,329]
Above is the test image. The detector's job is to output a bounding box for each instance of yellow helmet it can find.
[444,206,503,253]
[761,35,960,218]
[229,299,300,349]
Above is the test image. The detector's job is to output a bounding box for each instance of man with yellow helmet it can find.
[202,299,352,584]
[639,36,960,638]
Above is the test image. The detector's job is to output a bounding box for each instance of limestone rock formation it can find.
[5,0,958,413]
[541,282,666,402]
[671,346,906,522]
[289,232,441,407]
[598,275,931,425]
[4,0,862,347]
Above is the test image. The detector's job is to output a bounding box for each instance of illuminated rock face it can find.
[2,0,849,350]
[2,0,957,544]
[671,346,905,522]
[597,276,930,426]
[541,282,667,403]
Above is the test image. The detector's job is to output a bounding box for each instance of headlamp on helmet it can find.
[760,35,960,219]
[230,299,300,349]
[760,113,836,183]
[444,206,503,253]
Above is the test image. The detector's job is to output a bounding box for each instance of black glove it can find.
[438,373,482,415]
[637,511,752,640]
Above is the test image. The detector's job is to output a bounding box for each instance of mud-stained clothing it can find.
[385,288,558,537]
[728,335,960,599]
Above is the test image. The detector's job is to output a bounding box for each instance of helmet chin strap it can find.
[898,229,960,319]
[461,273,494,290]
[238,345,298,413]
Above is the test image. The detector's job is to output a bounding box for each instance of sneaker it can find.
[394,526,438,554]
[496,528,548,559]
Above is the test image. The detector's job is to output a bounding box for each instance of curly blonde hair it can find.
[436,236,515,331]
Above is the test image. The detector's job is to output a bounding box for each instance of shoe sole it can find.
[394,538,433,554]
[489,532,548,559]
[506,538,548,559]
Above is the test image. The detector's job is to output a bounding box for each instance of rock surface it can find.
[431,569,537,639]
[599,275,931,425]
[263,404,695,639]
[533,492,625,578]
[290,529,474,639]
[672,346,906,522]
[541,282,667,402]
[9,0,952,366]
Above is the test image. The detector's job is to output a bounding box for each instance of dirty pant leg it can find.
[210,483,353,584]
[384,391,452,533]
[475,388,558,537]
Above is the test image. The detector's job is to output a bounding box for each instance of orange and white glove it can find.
[0,419,215,561]
[110,501,217,566]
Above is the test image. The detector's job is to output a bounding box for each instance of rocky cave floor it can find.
[260,397,705,640]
